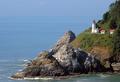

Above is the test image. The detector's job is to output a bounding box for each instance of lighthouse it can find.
[91,20,98,33]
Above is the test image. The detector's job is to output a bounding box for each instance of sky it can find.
[0,0,115,17]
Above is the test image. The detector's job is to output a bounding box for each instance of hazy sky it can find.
[0,0,115,17]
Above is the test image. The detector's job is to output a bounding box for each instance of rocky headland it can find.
[11,31,116,80]
[11,0,120,79]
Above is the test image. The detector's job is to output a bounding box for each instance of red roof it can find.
[110,29,115,31]
[100,30,105,32]
[99,28,105,32]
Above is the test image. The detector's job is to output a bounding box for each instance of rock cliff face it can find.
[51,31,103,73]
[11,31,105,79]
[12,51,68,79]
[50,31,76,54]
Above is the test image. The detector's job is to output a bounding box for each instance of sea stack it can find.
[11,31,104,80]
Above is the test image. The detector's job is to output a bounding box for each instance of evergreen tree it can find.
[103,12,109,22]
[110,0,120,22]
[111,25,120,62]
[109,19,117,29]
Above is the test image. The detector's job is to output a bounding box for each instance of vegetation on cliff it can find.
[72,0,120,63]
[11,1,120,80]
[111,26,120,63]
[12,31,106,79]
[99,0,120,30]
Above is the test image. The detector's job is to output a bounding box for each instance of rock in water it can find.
[51,31,102,73]
[11,31,104,79]
[51,31,80,72]
[11,51,68,79]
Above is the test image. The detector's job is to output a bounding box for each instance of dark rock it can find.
[11,31,106,79]
[50,30,76,54]
[53,44,103,73]
[112,63,120,72]
[12,51,68,79]
[56,30,76,45]
[53,44,74,71]
[11,72,25,79]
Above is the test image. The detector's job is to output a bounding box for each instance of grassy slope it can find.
[71,29,114,64]
[71,29,113,52]
[72,0,120,54]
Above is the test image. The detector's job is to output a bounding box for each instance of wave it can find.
[16,64,27,67]
[24,77,53,80]
[8,77,23,80]
[9,77,53,80]
[20,59,29,62]
[17,59,29,62]
[97,74,111,78]
[0,59,30,64]
[23,59,29,62]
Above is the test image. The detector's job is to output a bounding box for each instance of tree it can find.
[103,12,109,22]
[110,0,120,21]
[109,19,117,29]
[109,2,115,10]
[111,25,120,63]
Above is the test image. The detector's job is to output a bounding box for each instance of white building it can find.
[110,29,115,34]
[91,20,98,33]
[100,30,105,34]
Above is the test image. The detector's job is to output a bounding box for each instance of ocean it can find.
[0,16,120,82]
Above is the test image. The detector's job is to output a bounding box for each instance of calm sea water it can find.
[0,16,120,82]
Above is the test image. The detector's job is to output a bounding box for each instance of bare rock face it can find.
[51,31,103,73]
[51,31,76,53]
[53,44,74,71]
[51,31,78,72]
[53,44,103,73]
[24,52,67,77]
[11,31,104,79]
[56,30,76,45]
[11,51,68,79]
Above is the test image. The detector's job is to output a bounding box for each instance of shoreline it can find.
[10,72,120,80]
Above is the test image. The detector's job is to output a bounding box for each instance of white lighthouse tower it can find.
[91,20,98,33]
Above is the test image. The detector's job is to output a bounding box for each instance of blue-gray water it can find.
[0,16,120,82]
